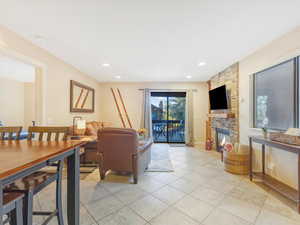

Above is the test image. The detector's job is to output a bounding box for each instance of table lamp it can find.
[71,116,86,140]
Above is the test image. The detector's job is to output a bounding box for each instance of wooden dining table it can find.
[0,140,87,225]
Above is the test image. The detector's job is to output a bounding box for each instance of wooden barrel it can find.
[223,151,249,175]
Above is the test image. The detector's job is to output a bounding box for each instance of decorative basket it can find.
[223,151,249,175]
[269,132,300,145]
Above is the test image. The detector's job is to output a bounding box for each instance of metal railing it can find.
[152,120,185,143]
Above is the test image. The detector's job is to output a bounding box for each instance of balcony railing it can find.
[152,120,185,143]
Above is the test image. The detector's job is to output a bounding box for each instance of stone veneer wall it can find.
[208,63,239,145]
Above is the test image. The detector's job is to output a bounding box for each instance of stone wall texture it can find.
[209,63,239,144]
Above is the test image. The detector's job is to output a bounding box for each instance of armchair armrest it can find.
[138,138,153,153]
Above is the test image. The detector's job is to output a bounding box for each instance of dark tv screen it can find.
[209,85,228,110]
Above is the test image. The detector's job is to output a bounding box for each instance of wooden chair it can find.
[0,127,22,140]
[27,126,69,141]
[6,126,69,225]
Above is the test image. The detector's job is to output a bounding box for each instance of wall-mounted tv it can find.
[209,85,228,110]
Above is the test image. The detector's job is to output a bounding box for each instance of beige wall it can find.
[239,26,300,189]
[99,82,209,147]
[0,25,101,126]
[0,78,36,128]
[24,82,35,128]
[0,77,25,126]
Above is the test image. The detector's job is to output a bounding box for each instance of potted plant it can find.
[137,128,147,140]
[262,127,268,139]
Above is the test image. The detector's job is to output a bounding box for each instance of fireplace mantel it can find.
[207,113,235,119]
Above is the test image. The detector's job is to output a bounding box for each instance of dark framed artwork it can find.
[70,80,95,113]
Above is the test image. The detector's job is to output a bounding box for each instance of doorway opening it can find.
[151,92,186,143]
[0,53,39,139]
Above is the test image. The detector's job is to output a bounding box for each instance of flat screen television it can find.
[209,85,228,110]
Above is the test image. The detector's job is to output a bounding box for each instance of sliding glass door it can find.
[151,92,186,143]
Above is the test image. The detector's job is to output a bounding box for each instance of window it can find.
[253,58,297,130]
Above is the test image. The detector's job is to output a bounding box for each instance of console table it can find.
[249,136,300,213]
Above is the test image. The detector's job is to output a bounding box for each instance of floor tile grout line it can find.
[149,186,188,206]
[106,203,149,224]
[215,204,256,225]
[262,191,300,224]
[113,189,148,206]
[253,206,263,225]
[197,203,216,225]
[170,204,206,225]
[128,194,169,223]
[252,191,268,225]
[214,194,262,224]
[81,201,103,225]
[145,204,170,224]
[125,206,150,224]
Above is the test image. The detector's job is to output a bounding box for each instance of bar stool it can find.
[2,192,24,225]
[5,126,69,225]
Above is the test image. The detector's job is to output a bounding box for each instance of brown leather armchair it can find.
[98,128,152,184]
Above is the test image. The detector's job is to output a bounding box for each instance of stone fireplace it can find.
[207,63,239,149]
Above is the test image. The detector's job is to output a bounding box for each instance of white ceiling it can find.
[0,0,300,82]
[0,54,35,82]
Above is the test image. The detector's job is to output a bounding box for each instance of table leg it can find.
[67,148,80,225]
[249,137,253,181]
[221,150,224,162]
[262,144,265,175]
[298,153,300,213]
[0,181,3,225]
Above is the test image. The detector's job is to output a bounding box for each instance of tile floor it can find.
[34,144,300,225]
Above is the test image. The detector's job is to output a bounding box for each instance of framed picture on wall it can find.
[70,80,95,113]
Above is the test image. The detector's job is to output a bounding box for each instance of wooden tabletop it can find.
[0,140,86,179]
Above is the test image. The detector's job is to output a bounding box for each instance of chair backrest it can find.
[27,126,70,141]
[98,128,138,171]
[0,126,22,140]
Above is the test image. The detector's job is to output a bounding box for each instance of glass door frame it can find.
[151,92,186,144]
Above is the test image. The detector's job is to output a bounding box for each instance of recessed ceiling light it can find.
[114,75,121,79]
[186,75,192,79]
[198,62,206,67]
[102,63,111,67]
